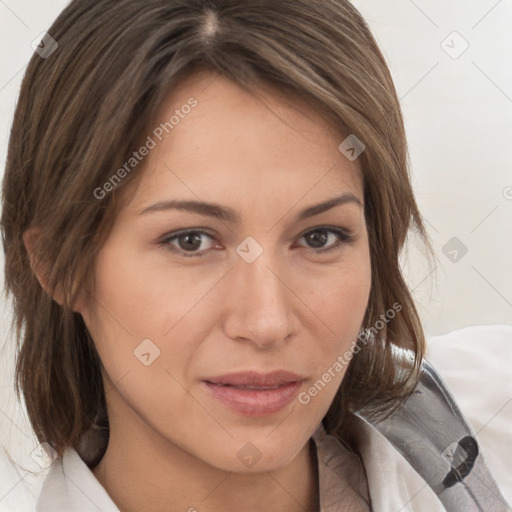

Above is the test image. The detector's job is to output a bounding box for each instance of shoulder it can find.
[425,324,512,504]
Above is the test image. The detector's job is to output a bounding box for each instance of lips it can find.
[202,370,305,417]
[203,370,305,388]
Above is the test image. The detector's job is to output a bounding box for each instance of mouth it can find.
[202,370,305,417]
[208,383,292,390]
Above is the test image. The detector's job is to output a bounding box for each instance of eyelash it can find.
[159,226,354,258]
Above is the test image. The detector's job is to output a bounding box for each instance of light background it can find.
[0,0,511,508]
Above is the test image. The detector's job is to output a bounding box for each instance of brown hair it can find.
[1,0,431,462]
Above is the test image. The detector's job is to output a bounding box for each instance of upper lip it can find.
[203,370,305,388]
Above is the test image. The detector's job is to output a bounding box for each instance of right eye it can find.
[160,229,217,258]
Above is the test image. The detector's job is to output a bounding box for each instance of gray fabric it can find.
[354,358,512,512]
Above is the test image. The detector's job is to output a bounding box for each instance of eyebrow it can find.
[137,193,363,223]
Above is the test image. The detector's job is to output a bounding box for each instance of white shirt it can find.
[30,324,512,511]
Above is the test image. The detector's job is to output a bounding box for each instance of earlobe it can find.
[22,227,67,308]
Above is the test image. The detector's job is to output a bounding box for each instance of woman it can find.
[1,0,510,511]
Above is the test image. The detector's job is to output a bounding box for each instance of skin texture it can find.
[73,71,372,512]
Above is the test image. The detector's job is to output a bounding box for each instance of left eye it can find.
[160,227,353,258]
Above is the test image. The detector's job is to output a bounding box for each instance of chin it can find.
[199,430,307,474]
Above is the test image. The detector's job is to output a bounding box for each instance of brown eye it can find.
[159,226,353,259]
[298,227,353,253]
[161,230,216,257]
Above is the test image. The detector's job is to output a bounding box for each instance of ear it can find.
[23,227,74,310]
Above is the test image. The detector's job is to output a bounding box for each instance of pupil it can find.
[306,230,327,248]
[180,233,202,251]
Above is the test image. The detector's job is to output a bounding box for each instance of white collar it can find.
[36,446,119,511]
[35,419,443,512]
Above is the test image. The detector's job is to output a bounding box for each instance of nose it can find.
[222,247,298,349]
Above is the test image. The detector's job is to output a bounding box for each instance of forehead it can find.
[118,71,363,215]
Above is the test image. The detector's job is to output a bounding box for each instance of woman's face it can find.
[79,71,371,473]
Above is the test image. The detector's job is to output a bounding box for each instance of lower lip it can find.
[203,381,303,417]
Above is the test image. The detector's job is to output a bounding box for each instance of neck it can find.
[92,408,319,512]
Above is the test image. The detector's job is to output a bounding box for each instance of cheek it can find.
[81,236,216,396]
[314,245,371,333]
[309,245,371,378]
[84,238,175,339]
[80,240,164,377]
